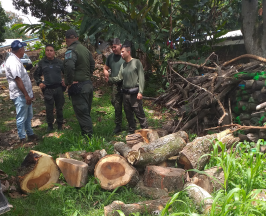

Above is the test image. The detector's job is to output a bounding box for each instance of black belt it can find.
[45,83,61,89]
[122,87,139,94]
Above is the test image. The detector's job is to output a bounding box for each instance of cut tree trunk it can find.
[179,131,240,173]
[191,166,225,194]
[127,133,187,166]
[18,150,59,193]
[104,198,170,216]
[135,129,159,143]
[82,149,107,174]
[185,183,213,214]
[56,158,88,187]
[114,142,132,158]
[133,179,168,199]
[126,133,144,147]
[143,166,186,192]
[94,154,139,190]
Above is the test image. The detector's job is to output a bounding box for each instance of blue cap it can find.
[11,40,27,51]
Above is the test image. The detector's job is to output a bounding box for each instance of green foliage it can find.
[0,3,8,43]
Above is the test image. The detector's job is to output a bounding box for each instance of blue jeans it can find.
[12,95,34,139]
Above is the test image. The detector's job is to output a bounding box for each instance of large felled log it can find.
[185,183,213,214]
[18,150,60,193]
[114,142,132,158]
[135,129,159,143]
[155,129,168,137]
[56,158,88,187]
[179,130,240,172]
[104,198,170,216]
[143,166,186,192]
[191,166,225,193]
[126,133,144,147]
[127,133,187,166]
[81,149,107,174]
[94,155,139,190]
[133,179,168,199]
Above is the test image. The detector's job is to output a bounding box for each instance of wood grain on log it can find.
[18,150,59,193]
[135,129,159,143]
[126,133,144,147]
[191,166,225,193]
[143,166,186,192]
[155,129,168,137]
[95,155,139,190]
[56,158,88,187]
[114,142,132,158]
[104,198,170,216]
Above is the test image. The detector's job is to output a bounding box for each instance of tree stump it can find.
[143,166,186,192]
[126,133,144,147]
[18,150,60,193]
[191,166,225,193]
[104,198,170,216]
[56,158,88,187]
[94,155,139,190]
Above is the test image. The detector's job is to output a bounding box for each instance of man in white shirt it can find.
[5,40,38,144]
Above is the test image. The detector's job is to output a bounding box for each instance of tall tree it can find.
[0,3,8,43]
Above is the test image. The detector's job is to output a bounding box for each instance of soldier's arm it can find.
[103,65,110,82]
[109,64,123,83]
[89,52,95,75]
[137,60,145,94]
[33,61,43,86]
[64,50,77,86]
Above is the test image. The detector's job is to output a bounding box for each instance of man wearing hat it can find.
[5,40,38,143]
[108,45,148,134]
[103,38,125,134]
[34,44,66,132]
[64,29,95,138]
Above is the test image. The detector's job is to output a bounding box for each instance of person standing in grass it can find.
[5,40,38,144]
[64,29,95,138]
[108,45,148,134]
[34,44,66,132]
[103,38,125,134]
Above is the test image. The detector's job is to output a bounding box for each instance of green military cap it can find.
[65,29,78,39]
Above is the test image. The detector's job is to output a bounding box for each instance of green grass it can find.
[0,86,168,216]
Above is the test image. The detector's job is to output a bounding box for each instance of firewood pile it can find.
[155,54,266,136]
[7,128,246,215]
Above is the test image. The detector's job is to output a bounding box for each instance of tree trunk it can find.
[104,198,170,216]
[191,166,225,194]
[179,131,240,172]
[127,134,187,166]
[133,179,169,199]
[242,0,266,57]
[18,150,60,193]
[135,129,159,143]
[126,133,145,147]
[94,155,139,190]
[185,183,213,214]
[114,142,132,158]
[143,166,186,192]
[56,158,88,187]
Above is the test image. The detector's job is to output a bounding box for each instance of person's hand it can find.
[61,80,66,87]
[25,95,32,105]
[67,81,78,89]
[137,93,143,100]
[39,83,46,89]
[104,73,109,83]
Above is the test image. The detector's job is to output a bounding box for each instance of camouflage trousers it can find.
[123,93,148,133]
[43,86,65,125]
[111,84,123,126]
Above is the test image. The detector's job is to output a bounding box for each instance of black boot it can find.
[58,123,63,131]
[113,124,122,134]
[46,123,53,133]
[0,181,10,214]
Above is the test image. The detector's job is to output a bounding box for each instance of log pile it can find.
[154,54,266,135]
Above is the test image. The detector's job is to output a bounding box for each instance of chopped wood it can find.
[18,150,59,193]
[133,179,168,199]
[256,102,266,110]
[155,129,168,137]
[94,155,139,190]
[185,183,213,214]
[104,198,170,216]
[114,142,132,158]
[126,133,144,147]
[179,130,240,172]
[143,166,186,192]
[56,158,88,187]
[127,133,187,166]
[82,149,107,174]
[191,166,225,193]
[59,150,86,161]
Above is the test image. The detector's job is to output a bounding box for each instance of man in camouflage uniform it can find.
[109,45,148,134]
[64,29,95,138]
[103,38,125,134]
[34,44,65,132]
